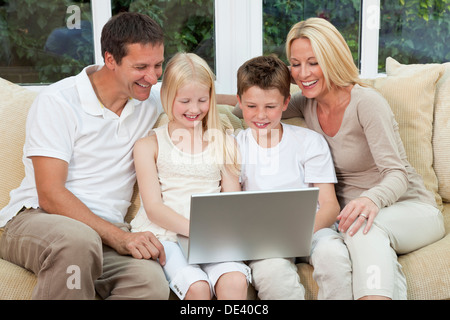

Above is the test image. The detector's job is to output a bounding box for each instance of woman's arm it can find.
[134,135,190,237]
[338,90,409,236]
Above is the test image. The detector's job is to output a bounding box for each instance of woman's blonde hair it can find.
[160,52,240,175]
[286,17,364,90]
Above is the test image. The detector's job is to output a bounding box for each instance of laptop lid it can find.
[178,187,318,264]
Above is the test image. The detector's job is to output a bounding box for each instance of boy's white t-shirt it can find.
[235,123,337,191]
[0,65,163,227]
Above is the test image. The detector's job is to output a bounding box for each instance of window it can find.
[378,0,450,72]
[111,0,215,72]
[263,0,361,68]
[0,0,94,84]
[1,0,449,92]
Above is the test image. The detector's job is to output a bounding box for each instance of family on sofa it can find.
[0,11,445,300]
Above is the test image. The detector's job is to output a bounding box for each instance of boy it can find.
[234,55,352,299]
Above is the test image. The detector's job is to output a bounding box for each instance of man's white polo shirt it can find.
[0,65,163,226]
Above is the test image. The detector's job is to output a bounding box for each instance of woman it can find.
[283,17,445,300]
[229,17,445,299]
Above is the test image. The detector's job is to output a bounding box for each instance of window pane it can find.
[263,0,361,67]
[112,0,215,72]
[379,1,450,72]
[0,0,94,84]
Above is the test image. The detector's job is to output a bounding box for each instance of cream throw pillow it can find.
[0,79,38,210]
[362,57,444,208]
[387,59,450,203]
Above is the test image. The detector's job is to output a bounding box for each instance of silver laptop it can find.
[177,187,319,264]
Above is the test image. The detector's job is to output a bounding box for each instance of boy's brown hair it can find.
[237,55,291,99]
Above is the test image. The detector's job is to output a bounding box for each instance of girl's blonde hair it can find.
[286,17,365,91]
[160,52,240,175]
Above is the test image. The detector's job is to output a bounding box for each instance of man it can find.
[0,12,169,299]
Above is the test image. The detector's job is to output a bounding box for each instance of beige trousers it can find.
[344,200,445,299]
[0,208,169,300]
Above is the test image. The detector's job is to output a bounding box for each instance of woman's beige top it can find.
[286,84,436,209]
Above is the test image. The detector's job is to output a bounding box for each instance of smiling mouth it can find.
[184,114,200,120]
[302,80,318,87]
[254,122,269,128]
[136,82,150,88]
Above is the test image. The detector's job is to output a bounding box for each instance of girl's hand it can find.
[337,197,379,236]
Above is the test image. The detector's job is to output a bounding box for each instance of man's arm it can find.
[32,156,165,264]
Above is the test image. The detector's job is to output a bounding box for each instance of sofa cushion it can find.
[432,63,450,202]
[0,79,38,210]
[385,58,450,204]
[362,57,445,209]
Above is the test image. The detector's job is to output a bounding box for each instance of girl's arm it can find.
[134,135,190,237]
[312,183,340,233]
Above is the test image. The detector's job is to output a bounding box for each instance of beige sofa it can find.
[0,57,449,299]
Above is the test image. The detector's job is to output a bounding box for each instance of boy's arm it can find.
[134,136,190,237]
[32,156,165,264]
[312,183,341,233]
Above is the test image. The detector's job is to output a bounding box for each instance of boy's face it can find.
[238,86,290,144]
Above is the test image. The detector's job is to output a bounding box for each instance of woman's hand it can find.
[337,197,379,236]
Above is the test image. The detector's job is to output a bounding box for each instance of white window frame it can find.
[90,0,383,90]
[27,0,381,92]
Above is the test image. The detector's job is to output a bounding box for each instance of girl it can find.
[130,53,250,300]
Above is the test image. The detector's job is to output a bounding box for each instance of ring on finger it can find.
[359,213,368,219]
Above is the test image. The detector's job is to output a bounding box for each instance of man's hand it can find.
[116,231,166,265]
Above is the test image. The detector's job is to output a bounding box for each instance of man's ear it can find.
[104,51,117,70]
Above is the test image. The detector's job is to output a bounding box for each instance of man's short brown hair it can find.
[101,12,164,64]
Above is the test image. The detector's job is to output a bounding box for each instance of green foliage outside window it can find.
[0,0,448,84]
[114,0,215,71]
[263,0,361,66]
[379,0,450,71]
[0,0,93,83]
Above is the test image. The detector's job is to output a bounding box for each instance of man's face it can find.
[111,42,164,101]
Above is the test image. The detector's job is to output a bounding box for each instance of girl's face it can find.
[289,37,326,99]
[172,81,210,130]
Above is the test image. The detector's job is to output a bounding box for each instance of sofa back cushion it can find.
[361,57,445,209]
[0,79,37,210]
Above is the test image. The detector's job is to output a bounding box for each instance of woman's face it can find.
[289,37,327,99]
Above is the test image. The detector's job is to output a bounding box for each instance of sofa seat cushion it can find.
[0,258,36,299]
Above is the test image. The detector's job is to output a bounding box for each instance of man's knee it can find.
[98,256,169,300]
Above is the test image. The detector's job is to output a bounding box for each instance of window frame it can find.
[26,0,381,92]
